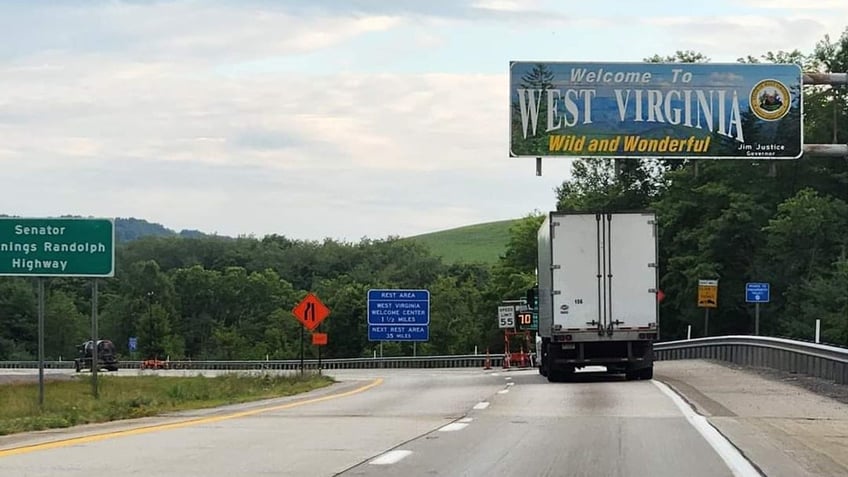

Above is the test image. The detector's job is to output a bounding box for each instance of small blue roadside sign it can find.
[128,336,138,352]
[746,283,770,303]
[367,289,429,341]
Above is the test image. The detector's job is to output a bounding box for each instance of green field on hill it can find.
[405,219,517,265]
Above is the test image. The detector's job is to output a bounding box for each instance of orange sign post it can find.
[292,293,331,374]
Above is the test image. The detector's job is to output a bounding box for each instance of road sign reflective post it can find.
[746,283,770,336]
[815,319,821,343]
[91,279,99,399]
[37,278,45,406]
[300,326,304,375]
[704,309,710,337]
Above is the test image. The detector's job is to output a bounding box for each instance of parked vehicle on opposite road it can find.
[74,339,120,372]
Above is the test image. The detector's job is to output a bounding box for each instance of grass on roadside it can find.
[0,372,334,436]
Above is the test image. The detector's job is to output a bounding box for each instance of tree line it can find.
[0,235,533,360]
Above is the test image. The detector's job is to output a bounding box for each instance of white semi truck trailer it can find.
[536,211,659,381]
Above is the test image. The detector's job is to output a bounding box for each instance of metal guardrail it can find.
[1,336,845,385]
[0,354,505,371]
[655,335,848,385]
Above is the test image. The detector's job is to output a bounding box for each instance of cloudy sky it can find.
[1,1,845,241]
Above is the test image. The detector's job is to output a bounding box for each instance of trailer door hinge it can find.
[552,290,562,296]
[552,221,560,227]
[647,219,657,225]
[648,288,657,293]
[551,264,561,270]
[648,263,657,268]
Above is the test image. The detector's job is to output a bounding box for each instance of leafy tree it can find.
[44,290,87,360]
[500,212,545,273]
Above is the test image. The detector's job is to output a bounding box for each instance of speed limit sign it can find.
[497,306,515,328]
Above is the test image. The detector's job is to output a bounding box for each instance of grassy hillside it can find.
[406,219,517,265]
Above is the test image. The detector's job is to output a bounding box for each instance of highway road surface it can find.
[0,368,756,476]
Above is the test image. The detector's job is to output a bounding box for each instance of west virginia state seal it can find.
[749,79,791,121]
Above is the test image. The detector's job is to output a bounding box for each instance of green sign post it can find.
[0,218,114,277]
[0,217,114,405]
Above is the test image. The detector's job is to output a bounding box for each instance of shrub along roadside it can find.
[0,373,334,436]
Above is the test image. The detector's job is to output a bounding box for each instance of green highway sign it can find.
[0,218,115,277]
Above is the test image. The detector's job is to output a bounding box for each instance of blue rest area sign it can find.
[746,282,770,303]
[128,337,138,352]
[367,289,429,342]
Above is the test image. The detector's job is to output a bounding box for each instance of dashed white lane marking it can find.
[653,380,760,477]
[369,450,413,465]
[506,382,515,387]
[458,417,473,423]
[490,373,500,376]
[497,389,509,394]
[505,377,512,380]
[439,422,469,432]
[473,401,490,410]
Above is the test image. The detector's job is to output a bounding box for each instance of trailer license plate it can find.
[561,344,575,350]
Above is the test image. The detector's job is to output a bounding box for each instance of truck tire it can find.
[547,367,574,383]
[626,366,653,380]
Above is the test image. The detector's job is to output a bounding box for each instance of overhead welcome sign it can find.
[509,62,803,159]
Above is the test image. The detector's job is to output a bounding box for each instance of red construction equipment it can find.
[503,330,533,369]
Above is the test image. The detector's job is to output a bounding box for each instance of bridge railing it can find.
[654,335,848,385]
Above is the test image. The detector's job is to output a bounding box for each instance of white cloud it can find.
[9,1,843,240]
[0,1,567,240]
[738,0,848,10]
[646,16,843,59]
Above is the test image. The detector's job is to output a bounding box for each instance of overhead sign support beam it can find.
[803,72,847,85]
[803,71,847,158]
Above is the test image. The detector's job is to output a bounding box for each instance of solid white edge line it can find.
[369,450,413,465]
[653,380,760,477]
[439,422,469,432]
[473,401,490,410]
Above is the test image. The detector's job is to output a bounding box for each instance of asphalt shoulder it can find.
[656,359,848,477]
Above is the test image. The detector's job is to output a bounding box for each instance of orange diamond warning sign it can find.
[292,293,330,331]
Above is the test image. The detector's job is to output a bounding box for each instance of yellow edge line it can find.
[0,377,383,458]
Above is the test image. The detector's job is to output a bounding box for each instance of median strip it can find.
[0,377,382,458]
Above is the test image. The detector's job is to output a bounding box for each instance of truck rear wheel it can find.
[547,367,574,383]
[626,366,653,380]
